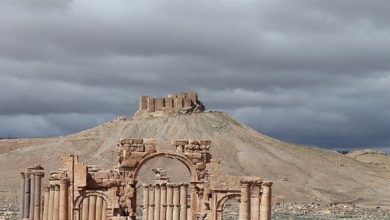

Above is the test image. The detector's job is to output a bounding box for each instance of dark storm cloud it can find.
[0,0,389,151]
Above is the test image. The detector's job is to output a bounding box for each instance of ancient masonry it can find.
[19,139,273,220]
[133,92,206,119]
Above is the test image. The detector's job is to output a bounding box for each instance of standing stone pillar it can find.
[189,184,197,220]
[148,186,155,220]
[260,182,272,220]
[59,179,69,220]
[160,184,167,220]
[42,188,50,220]
[96,197,103,220]
[251,182,261,220]
[29,174,35,220]
[142,185,149,220]
[88,196,96,220]
[34,172,44,220]
[23,173,31,220]
[166,184,173,220]
[239,181,250,220]
[172,185,180,220]
[102,200,107,220]
[179,184,187,220]
[20,172,26,220]
[81,197,89,220]
[53,185,60,220]
[48,186,55,220]
[154,185,161,220]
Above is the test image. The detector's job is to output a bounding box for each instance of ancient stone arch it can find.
[133,152,198,182]
[20,138,273,220]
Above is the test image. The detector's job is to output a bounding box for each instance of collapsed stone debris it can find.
[19,139,272,220]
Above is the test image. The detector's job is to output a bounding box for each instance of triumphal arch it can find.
[19,138,272,220]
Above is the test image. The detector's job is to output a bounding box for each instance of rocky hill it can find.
[1,111,390,208]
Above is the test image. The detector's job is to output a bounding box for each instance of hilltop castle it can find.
[133,91,206,119]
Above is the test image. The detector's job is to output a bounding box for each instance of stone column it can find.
[160,184,167,220]
[48,186,55,220]
[20,172,26,220]
[251,182,261,220]
[148,186,154,220]
[88,196,96,220]
[154,185,161,220]
[142,185,149,220]
[42,188,50,220]
[96,197,103,220]
[166,184,173,220]
[29,174,35,220]
[101,200,107,220]
[34,172,44,220]
[53,185,60,220]
[59,179,69,220]
[260,182,272,220]
[239,181,250,220]
[81,197,89,220]
[172,185,180,220]
[23,173,30,220]
[179,184,187,220]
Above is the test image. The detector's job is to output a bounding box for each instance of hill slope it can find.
[1,112,390,207]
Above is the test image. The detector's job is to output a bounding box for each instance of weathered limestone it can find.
[29,174,35,220]
[172,185,180,220]
[59,179,69,220]
[142,185,149,220]
[48,187,54,220]
[53,185,60,220]
[81,198,89,220]
[134,92,206,119]
[34,172,44,220]
[20,173,26,220]
[260,182,272,220]
[42,188,50,220]
[19,137,273,220]
[88,196,96,220]
[239,181,250,220]
[154,185,161,220]
[160,184,167,220]
[166,185,173,220]
[179,185,187,220]
[148,187,155,220]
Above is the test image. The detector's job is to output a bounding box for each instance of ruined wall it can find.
[134,92,205,119]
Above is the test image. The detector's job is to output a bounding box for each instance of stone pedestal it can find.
[239,181,250,220]
[260,182,272,220]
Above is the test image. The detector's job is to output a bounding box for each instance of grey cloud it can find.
[0,0,390,150]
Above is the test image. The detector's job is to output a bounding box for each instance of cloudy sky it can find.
[1,0,390,151]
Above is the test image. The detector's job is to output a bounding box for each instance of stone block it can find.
[173,140,189,145]
[132,139,144,144]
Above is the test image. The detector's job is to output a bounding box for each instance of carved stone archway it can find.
[133,151,198,182]
[73,191,113,220]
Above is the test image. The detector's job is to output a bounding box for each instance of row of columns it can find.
[42,179,69,220]
[20,169,45,220]
[239,181,272,220]
[142,183,188,220]
[80,195,107,220]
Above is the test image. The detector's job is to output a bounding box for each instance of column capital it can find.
[20,172,26,179]
[54,185,60,191]
[59,178,70,185]
[34,171,45,177]
[262,181,273,187]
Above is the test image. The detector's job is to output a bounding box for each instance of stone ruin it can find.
[133,92,205,119]
[19,139,272,220]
